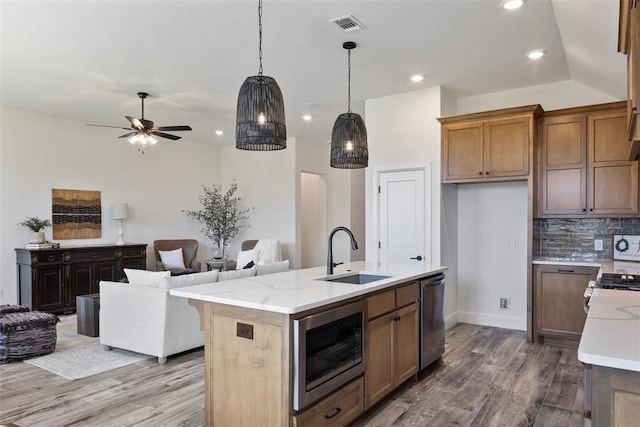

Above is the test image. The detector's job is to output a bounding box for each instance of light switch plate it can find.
[594,239,603,251]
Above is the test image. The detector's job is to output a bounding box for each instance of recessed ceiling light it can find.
[501,0,524,10]
[410,74,424,83]
[527,50,544,60]
[215,130,224,136]
[302,114,312,121]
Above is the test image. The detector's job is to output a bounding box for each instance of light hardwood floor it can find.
[0,323,585,426]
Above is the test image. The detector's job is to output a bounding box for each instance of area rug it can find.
[23,314,153,380]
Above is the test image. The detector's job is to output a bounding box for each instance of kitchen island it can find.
[170,261,446,427]
[578,288,640,426]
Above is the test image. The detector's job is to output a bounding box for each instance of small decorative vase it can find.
[30,231,46,244]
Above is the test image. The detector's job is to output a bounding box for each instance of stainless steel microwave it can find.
[292,299,367,411]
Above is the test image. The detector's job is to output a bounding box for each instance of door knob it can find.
[410,255,423,261]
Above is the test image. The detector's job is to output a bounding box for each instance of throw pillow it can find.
[254,239,282,265]
[235,249,259,270]
[124,269,171,287]
[256,260,289,276]
[159,248,186,269]
[158,270,219,290]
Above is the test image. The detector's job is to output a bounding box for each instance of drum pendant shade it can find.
[236,75,286,150]
[235,0,286,151]
[330,41,368,169]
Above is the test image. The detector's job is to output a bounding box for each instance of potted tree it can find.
[184,181,252,259]
[18,216,52,244]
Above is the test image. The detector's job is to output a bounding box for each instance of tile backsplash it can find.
[534,218,640,259]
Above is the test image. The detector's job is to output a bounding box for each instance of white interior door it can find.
[378,169,426,265]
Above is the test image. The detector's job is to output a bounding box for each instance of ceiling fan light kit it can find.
[87,91,192,154]
[235,0,287,151]
[330,41,368,169]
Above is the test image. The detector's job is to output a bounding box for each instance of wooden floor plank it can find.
[0,323,587,427]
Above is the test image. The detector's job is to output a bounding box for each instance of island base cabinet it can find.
[365,283,419,409]
[592,365,640,427]
[293,377,364,427]
[190,300,291,427]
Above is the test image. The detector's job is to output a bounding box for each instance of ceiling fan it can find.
[87,92,192,153]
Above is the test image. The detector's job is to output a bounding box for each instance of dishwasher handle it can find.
[419,273,445,288]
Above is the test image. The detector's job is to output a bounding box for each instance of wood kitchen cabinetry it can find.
[16,244,147,314]
[591,365,640,426]
[365,282,419,409]
[619,0,640,159]
[439,105,542,183]
[538,103,639,217]
[533,264,598,346]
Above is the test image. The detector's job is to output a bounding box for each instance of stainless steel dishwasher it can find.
[419,272,445,370]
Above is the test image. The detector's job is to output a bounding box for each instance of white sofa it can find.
[99,260,289,364]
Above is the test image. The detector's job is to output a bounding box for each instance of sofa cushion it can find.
[218,267,257,282]
[159,248,186,269]
[124,269,171,287]
[256,260,289,276]
[235,249,259,270]
[158,270,219,290]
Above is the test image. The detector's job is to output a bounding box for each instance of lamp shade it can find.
[110,203,129,220]
[236,75,287,150]
[330,112,369,169]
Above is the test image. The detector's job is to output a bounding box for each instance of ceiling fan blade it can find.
[118,133,135,138]
[86,124,132,130]
[150,131,181,141]
[155,125,192,132]
[126,116,154,130]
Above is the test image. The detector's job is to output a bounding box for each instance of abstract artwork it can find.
[52,189,102,239]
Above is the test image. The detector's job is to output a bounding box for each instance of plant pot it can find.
[30,231,46,244]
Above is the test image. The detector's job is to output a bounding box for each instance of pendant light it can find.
[236,0,287,150]
[330,41,368,169]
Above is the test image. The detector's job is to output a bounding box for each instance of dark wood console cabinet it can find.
[16,243,147,314]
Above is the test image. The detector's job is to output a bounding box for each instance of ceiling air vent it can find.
[329,15,367,33]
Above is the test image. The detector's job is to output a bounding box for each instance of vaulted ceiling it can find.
[0,0,625,146]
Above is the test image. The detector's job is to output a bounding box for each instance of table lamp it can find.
[111,203,129,245]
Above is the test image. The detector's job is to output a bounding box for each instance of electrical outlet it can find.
[512,238,520,248]
[499,297,511,311]
[594,239,603,251]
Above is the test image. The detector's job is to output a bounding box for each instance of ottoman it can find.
[0,304,30,315]
[0,311,59,363]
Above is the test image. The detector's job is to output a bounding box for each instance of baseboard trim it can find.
[444,312,459,331]
[458,311,526,331]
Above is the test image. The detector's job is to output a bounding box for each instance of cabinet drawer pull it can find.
[557,269,575,273]
[129,250,135,255]
[47,255,55,262]
[590,208,594,212]
[582,208,586,212]
[324,407,342,419]
[478,171,483,176]
[393,316,401,322]
[91,253,98,258]
[485,171,490,175]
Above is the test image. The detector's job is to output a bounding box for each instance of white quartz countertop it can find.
[578,288,640,372]
[533,257,640,277]
[169,261,447,315]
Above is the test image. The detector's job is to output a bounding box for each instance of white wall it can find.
[457,80,619,114]
[457,182,528,330]
[220,139,296,265]
[0,106,221,305]
[301,172,327,268]
[365,86,458,327]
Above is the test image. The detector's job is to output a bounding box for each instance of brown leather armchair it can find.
[153,239,202,275]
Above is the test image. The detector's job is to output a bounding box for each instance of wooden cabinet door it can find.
[365,312,394,409]
[540,116,587,215]
[393,303,419,385]
[33,265,65,312]
[442,121,484,181]
[69,263,93,306]
[483,116,529,178]
[93,261,116,292]
[588,111,639,215]
[534,265,598,342]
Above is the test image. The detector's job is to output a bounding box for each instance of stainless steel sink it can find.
[320,273,390,285]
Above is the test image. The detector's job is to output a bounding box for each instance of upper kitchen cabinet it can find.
[439,105,543,183]
[619,0,640,159]
[538,102,639,217]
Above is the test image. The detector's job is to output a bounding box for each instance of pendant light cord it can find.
[347,48,352,113]
[258,0,263,76]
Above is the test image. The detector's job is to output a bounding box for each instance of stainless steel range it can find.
[596,273,640,291]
